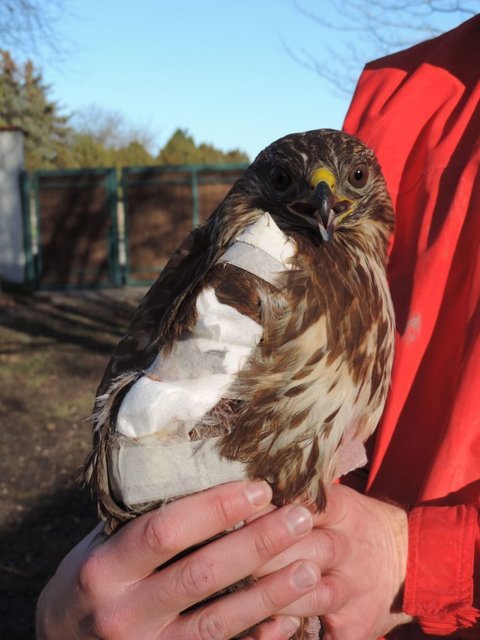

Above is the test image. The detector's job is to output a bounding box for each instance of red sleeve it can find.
[342,15,480,637]
[403,506,479,636]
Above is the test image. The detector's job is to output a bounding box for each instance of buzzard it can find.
[84,129,395,638]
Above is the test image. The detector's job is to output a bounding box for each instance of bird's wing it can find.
[97,221,223,396]
[84,221,225,525]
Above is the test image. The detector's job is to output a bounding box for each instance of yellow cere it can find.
[310,167,336,191]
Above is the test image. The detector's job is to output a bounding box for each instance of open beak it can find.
[287,167,353,242]
[310,181,336,242]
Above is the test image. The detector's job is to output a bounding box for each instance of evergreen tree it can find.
[70,105,155,169]
[157,128,199,165]
[68,133,113,169]
[116,140,154,168]
[0,50,70,169]
[158,128,249,165]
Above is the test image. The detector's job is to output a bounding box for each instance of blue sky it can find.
[33,0,473,160]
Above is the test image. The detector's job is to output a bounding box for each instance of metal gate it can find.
[21,163,248,289]
[122,163,246,285]
[22,168,121,289]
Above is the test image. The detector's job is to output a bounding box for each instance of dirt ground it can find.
[0,286,146,639]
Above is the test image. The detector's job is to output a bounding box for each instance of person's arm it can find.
[36,480,319,640]
[403,505,479,636]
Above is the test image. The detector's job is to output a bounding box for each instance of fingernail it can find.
[293,562,318,589]
[245,481,271,506]
[285,505,313,536]
[281,616,301,635]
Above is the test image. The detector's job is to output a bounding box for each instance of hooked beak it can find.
[287,180,336,242]
[310,181,336,242]
[287,167,354,242]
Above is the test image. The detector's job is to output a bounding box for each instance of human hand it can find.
[36,480,320,640]
[255,483,413,640]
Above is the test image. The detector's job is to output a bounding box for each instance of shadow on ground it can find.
[0,485,98,639]
[0,288,142,356]
[0,288,145,639]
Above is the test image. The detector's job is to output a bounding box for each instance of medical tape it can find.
[217,211,297,286]
[109,435,248,507]
[217,241,290,287]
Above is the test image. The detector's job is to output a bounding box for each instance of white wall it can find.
[0,129,25,283]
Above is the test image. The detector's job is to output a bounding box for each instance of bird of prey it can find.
[84,129,395,638]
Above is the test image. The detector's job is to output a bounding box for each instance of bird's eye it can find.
[269,166,292,192]
[348,163,369,188]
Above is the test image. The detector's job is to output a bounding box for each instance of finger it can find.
[253,485,355,581]
[245,502,277,524]
[278,573,349,617]
[255,527,345,577]
[164,560,319,640]
[92,480,272,584]
[129,504,314,620]
[248,615,301,639]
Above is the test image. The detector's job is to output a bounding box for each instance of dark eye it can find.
[348,163,369,188]
[269,166,292,192]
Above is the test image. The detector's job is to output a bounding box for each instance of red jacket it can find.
[343,16,480,638]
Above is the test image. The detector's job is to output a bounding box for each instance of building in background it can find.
[0,127,25,284]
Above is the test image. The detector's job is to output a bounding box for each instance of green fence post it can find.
[120,168,129,285]
[107,168,122,286]
[191,167,199,227]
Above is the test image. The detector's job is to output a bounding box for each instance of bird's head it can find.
[237,129,394,247]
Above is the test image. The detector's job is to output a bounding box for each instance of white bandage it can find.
[109,435,248,506]
[218,211,297,286]
[116,287,263,440]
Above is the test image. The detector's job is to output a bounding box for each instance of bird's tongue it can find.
[318,209,335,242]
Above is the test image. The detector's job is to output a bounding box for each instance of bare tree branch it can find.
[289,0,477,94]
[71,105,159,155]
[0,0,70,59]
